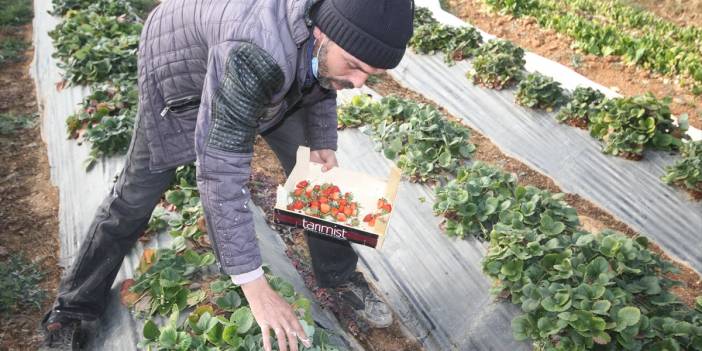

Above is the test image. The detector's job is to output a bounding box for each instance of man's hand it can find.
[242,276,311,351]
[310,149,338,172]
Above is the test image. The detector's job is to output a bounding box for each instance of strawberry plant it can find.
[483,0,538,16]
[287,181,363,226]
[515,72,567,111]
[50,0,156,19]
[662,140,702,195]
[0,0,33,26]
[137,275,341,351]
[409,23,483,64]
[49,9,142,85]
[0,253,47,314]
[128,241,216,317]
[468,39,526,90]
[337,94,375,129]
[0,37,28,65]
[413,6,438,28]
[588,93,688,160]
[65,80,138,168]
[555,86,606,129]
[433,162,518,240]
[339,95,476,182]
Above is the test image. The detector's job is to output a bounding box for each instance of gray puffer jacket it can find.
[137,0,337,275]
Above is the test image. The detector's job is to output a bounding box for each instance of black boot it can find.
[333,272,393,328]
[39,310,83,350]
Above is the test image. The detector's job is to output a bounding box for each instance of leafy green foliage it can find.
[409,23,483,64]
[50,0,157,19]
[0,254,47,314]
[413,6,439,28]
[483,0,702,96]
[0,0,33,26]
[555,86,606,129]
[431,162,702,349]
[0,112,36,134]
[66,81,138,169]
[338,94,476,182]
[483,0,538,16]
[589,94,688,159]
[662,141,702,193]
[433,162,518,240]
[515,72,567,111]
[129,243,215,317]
[468,39,526,90]
[0,37,28,65]
[336,94,375,129]
[49,9,142,85]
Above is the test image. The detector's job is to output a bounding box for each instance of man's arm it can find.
[195,42,310,351]
[305,89,339,152]
[196,42,283,278]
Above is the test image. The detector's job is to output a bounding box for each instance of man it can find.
[41,0,414,349]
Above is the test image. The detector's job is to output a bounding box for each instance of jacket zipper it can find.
[160,95,201,118]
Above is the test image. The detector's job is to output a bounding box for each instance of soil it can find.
[249,137,423,351]
[624,0,702,28]
[0,23,62,351]
[366,73,702,308]
[443,0,702,130]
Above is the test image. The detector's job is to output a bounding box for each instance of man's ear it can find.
[313,26,326,41]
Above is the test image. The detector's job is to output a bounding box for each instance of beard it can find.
[316,42,354,90]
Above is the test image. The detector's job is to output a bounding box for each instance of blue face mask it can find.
[311,38,327,79]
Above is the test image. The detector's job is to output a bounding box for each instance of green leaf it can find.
[216,291,242,311]
[158,326,178,348]
[617,306,641,329]
[231,307,255,334]
[512,314,536,341]
[143,320,160,340]
[222,325,241,347]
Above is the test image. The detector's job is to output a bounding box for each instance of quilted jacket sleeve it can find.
[195,41,285,276]
[305,89,338,151]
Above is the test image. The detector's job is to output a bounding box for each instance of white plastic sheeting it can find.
[388,0,702,275]
[336,89,531,351]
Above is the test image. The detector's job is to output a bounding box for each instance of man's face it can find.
[313,27,386,90]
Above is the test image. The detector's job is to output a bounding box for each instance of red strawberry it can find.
[336,213,347,222]
[296,180,308,189]
[331,208,339,216]
[293,188,303,197]
[383,203,392,213]
[319,196,329,204]
[320,203,331,214]
[292,200,304,210]
[331,192,340,200]
[363,214,374,222]
[344,207,352,216]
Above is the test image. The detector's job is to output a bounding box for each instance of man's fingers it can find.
[274,325,288,351]
[290,317,311,348]
[261,324,273,351]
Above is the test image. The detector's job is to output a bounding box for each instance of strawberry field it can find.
[23,0,702,349]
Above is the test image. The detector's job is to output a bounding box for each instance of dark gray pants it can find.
[51,108,358,321]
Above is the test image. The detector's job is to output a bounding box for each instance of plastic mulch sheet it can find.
[388,0,702,275]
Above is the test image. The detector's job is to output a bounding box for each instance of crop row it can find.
[483,0,702,96]
[338,95,702,350]
[409,8,701,197]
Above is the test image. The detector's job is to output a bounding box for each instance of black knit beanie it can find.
[310,0,414,69]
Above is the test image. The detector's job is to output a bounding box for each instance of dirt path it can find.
[0,19,62,351]
[624,0,702,28]
[444,0,702,130]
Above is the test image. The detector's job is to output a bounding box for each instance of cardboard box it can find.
[274,146,401,248]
